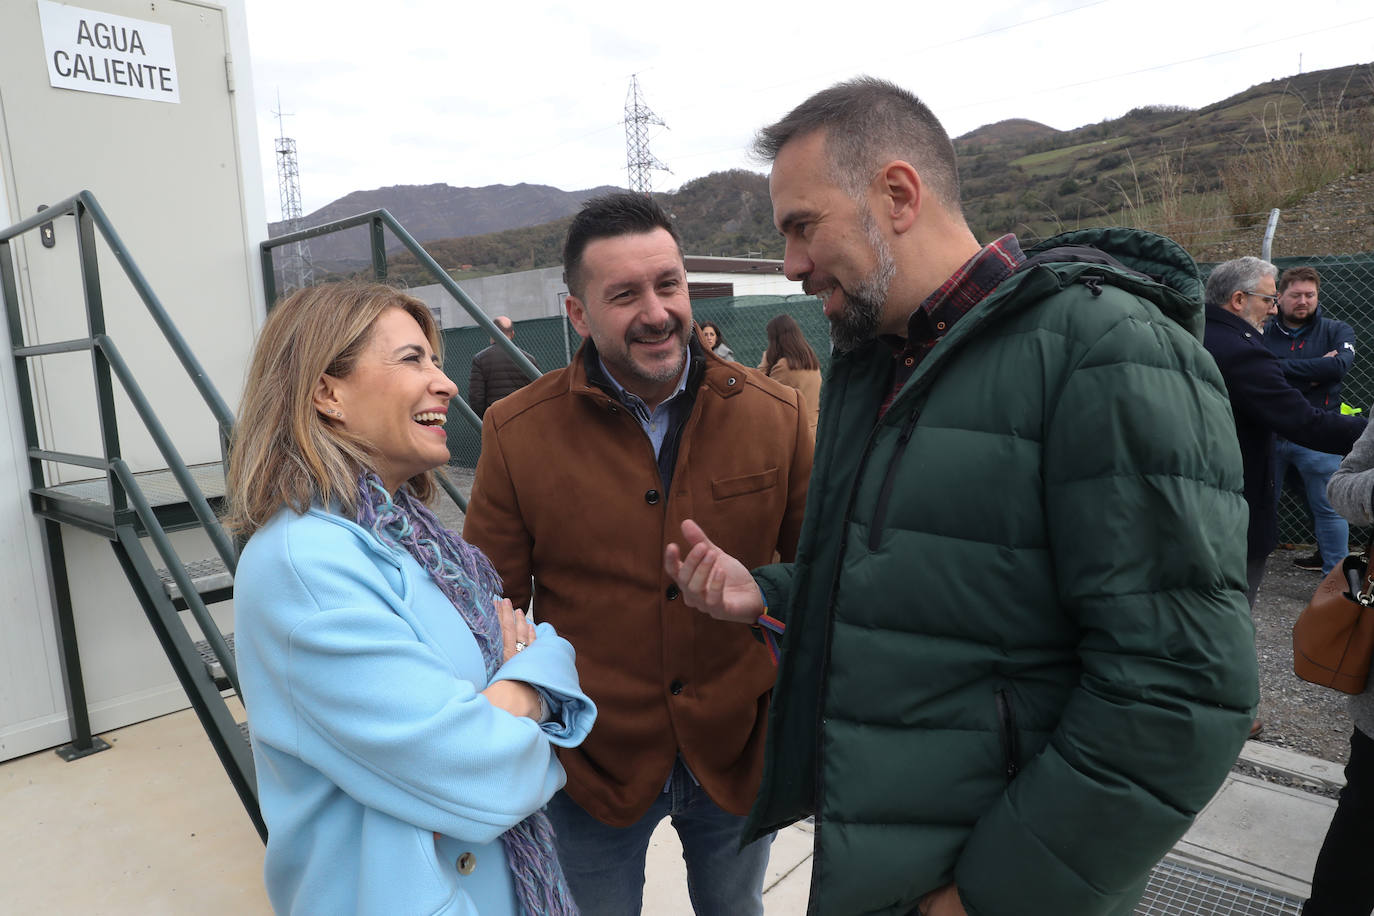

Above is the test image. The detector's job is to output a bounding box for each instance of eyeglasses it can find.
[1244,290,1278,306]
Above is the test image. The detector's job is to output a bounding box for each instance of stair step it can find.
[194,633,235,690]
[156,556,231,600]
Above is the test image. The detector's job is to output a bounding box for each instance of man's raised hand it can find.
[664,520,765,624]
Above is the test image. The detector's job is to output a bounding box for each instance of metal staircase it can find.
[2,193,537,843]
[2,190,259,837]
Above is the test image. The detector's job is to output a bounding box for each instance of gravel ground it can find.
[438,466,1355,769]
[1252,546,1355,766]
[434,466,474,531]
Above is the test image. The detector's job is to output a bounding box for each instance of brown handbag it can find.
[1292,548,1374,694]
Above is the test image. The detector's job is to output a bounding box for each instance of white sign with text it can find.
[38,1,180,104]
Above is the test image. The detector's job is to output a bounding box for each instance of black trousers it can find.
[1304,726,1374,916]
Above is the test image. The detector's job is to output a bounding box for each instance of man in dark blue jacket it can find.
[1263,266,1356,574]
[1203,256,1365,611]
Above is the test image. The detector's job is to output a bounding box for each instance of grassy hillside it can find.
[959,63,1374,248]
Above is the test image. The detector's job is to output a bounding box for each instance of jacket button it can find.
[456,852,476,875]
[727,377,737,386]
[645,489,660,505]
[608,405,619,413]
[670,680,684,695]
[666,584,680,600]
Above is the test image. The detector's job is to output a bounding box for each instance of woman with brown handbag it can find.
[1308,420,1374,915]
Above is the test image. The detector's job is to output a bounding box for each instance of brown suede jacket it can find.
[463,340,812,826]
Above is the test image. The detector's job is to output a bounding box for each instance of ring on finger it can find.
[514,641,526,651]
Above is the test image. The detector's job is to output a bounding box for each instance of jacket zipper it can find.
[807,372,888,911]
[996,689,1020,783]
[867,409,921,551]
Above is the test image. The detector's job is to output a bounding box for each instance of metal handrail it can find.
[261,208,542,429]
[98,335,237,572]
[111,460,241,698]
[1,191,236,442]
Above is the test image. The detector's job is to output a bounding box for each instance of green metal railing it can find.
[261,209,540,511]
[1,191,262,839]
[2,191,236,509]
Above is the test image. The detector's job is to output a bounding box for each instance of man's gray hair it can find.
[1204,256,1279,309]
[752,77,962,211]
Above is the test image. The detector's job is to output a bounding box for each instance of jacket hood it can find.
[834,226,1208,423]
[1025,227,1205,339]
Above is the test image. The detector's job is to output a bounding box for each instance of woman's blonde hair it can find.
[223,282,442,537]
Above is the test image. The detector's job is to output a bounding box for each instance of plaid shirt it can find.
[878,234,1024,418]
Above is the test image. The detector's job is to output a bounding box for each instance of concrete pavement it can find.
[0,706,1345,914]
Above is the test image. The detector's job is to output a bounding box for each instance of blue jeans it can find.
[544,758,774,916]
[1275,438,1349,574]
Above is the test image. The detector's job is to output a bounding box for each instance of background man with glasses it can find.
[1203,256,1361,736]
[1202,255,1364,702]
[1263,265,1357,575]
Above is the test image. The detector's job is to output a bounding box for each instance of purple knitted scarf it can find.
[356,472,578,916]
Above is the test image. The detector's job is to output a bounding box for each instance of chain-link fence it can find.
[440,294,827,467]
[1192,200,1374,551]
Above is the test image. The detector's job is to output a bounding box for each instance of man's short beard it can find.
[828,205,896,352]
[601,318,687,388]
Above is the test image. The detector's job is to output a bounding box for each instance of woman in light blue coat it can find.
[225,282,595,916]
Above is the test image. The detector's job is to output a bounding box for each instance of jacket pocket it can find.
[995,689,1020,784]
[711,467,778,500]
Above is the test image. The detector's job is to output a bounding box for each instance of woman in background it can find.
[759,313,821,440]
[1309,420,1374,916]
[225,282,595,916]
[699,320,734,361]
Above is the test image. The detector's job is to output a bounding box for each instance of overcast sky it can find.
[244,0,1374,217]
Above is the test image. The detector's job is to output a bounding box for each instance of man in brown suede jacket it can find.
[463,192,812,916]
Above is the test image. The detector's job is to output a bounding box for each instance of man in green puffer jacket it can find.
[664,77,1257,916]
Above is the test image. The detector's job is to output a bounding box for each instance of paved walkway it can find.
[0,706,1343,914]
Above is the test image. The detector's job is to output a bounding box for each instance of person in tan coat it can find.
[463,192,813,916]
[758,313,822,441]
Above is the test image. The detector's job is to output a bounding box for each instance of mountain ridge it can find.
[276,61,1374,281]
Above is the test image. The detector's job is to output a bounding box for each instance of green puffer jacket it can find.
[750,228,1258,916]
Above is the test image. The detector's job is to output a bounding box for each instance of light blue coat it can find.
[235,507,596,915]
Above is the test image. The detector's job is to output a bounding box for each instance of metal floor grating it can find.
[194,633,235,686]
[38,462,225,508]
[1137,860,1303,915]
[157,555,231,599]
